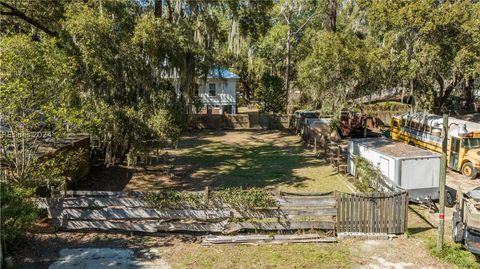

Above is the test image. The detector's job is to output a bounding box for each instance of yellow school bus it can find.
[391,112,480,179]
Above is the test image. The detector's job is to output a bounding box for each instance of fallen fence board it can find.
[50,219,335,233]
[52,219,159,233]
[37,197,148,209]
[202,234,336,244]
[49,208,234,220]
[223,221,335,234]
[153,221,335,233]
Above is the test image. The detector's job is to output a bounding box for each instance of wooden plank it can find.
[368,194,373,233]
[338,194,343,233]
[275,197,336,207]
[48,195,336,209]
[222,221,335,234]
[389,195,394,233]
[49,208,235,220]
[65,190,144,197]
[202,234,336,245]
[52,219,159,232]
[156,220,336,234]
[394,194,399,233]
[278,191,334,197]
[66,190,334,198]
[49,207,337,221]
[362,194,367,233]
[157,221,226,233]
[37,197,148,208]
[404,193,409,233]
[380,193,385,232]
[245,208,337,218]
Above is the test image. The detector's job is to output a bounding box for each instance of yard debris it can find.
[201,234,336,245]
[337,232,390,240]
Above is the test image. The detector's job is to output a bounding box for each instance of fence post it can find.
[336,145,341,172]
[324,139,327,158]
[204,186,210,203]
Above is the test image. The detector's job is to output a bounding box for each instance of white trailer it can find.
[347,137,454,205]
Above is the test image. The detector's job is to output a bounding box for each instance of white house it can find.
[196,69,239,115]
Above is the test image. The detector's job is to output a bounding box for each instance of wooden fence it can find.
[336,191,408,234]
[38,190,336,234]
[190,114,291,130]
[38,190,409,235]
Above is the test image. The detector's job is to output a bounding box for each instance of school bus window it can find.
[464,138,480,149]
[393,121,398,127]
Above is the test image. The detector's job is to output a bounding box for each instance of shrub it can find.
[144,187,276,209]
[354,156,382,192]
[254,74,285,113]
[0,183,39,248]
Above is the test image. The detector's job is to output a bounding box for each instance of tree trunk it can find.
[326,0,337,32]
[155,0,163,17]
[240,73,252,103]
[285,19,291,113]
[464,77,475,112]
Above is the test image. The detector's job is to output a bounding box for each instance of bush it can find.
[254,74,285,113]
[354,156,382,192]
[0,183,39,248]
[144,187,276,209]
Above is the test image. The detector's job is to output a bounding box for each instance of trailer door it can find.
[379,157,390,178]
[401,158,440,189]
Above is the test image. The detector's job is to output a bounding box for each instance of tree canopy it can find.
[2,0,480,174]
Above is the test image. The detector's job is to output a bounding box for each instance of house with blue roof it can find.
[196,68,239,115]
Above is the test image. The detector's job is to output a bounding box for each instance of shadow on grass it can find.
[82,130,331,192]
[170,130,317,190]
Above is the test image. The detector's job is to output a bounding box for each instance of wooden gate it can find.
[336,191,408,234]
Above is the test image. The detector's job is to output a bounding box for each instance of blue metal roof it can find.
[208,68,240,79]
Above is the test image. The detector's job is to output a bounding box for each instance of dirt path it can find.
[447,170,480,193]
[346,238,446,269]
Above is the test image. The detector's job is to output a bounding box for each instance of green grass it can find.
[175,131,351,193]
[170,243,351,269]
[427,239,479,269]
[162,131,353,269]
[407,205,479,269]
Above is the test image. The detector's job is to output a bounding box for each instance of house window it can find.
[209,83,216,96]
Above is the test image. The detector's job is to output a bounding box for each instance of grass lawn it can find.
[157,130,354,268]
[406,205,480,269]
[169,243,351,269]
[122,130,352,193]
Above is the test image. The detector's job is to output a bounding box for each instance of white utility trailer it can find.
[347,137,455,206]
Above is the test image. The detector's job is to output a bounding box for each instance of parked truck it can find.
[452,187,480,254]
[347,137,456,206]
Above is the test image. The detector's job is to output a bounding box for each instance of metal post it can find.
[437,114,448,252]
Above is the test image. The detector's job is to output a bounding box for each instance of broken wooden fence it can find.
[336,191,408,234]
[37,191,336,234]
